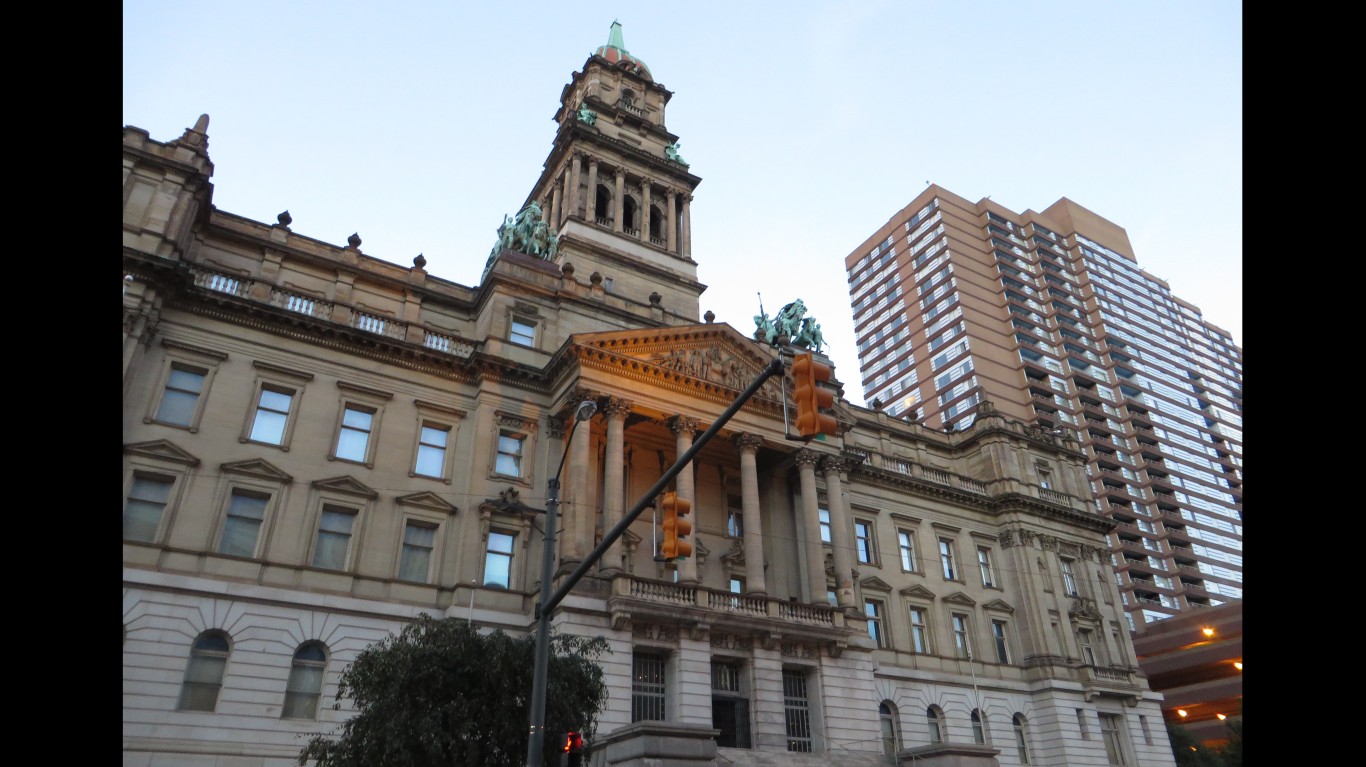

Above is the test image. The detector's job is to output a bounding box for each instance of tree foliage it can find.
[299,614,609,767]
[1167,719,1242,767]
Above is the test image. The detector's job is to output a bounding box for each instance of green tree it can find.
[299,614,609,767]
[1167,719,1242,767]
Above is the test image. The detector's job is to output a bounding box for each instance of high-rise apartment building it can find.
[843,185,1243,633]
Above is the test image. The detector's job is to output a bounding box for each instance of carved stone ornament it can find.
[631,623,678,642]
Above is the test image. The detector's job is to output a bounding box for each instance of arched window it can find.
[971,708,988,744]
[879,700,902,758]
[926,706,944,744]
[623,196,639,233]
[649,204,665,242]
[595,185,612,225]
[177,630,230,712]
[1013,713,1032,764]
[282,641,328,719]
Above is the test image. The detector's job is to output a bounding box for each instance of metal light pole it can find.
[526,399,597,767]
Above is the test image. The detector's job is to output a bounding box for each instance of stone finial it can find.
[704,310,715,323]
[590,271,603,285]
[276,210,292,227]
[649,291,662,305]
[561,262,575,277]
[413,254,426,269]
[347,233,362,249]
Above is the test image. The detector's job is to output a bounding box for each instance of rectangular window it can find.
[818,508,831,544]
[631,652,666,722]
[1099,713,1129,765]
[855,520,874,564]
[398,521,436,583]
[510,318,536,347]
[248,387,294,445]
[312,505,356,570]
[939,538,957,580]
[1061,558,1079,596]
[218,490,268,558]
[952,613,971,658]
[992,619,1010,664]
[483,530,515,588]
[335,406,374,463]
[727,508,743,538]
[909,608,929,653]
[978,546,996,587]
[414,424,450,478]
[898,530,918,571]
[1078,629,1097,665]
[495,432,524,477]
[124,475,172,542]
[866,600,886,648]
[155,365,206,426]
[783,669,812,753]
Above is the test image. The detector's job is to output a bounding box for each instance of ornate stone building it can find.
[122,23,1176,767]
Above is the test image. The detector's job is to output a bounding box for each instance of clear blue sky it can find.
[123,1,1242,406]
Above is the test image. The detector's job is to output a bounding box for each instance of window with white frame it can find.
[177,630,230,712]
[509,317,536,347]
[124,474,174,542]
[242,362,312,447]
[855,519,875,564]
[218,489,269,558]
[248,387,295,445]
[282,641,327,720]
[926,706,944,744]
[727,507,743,538]
[312,504,357,570]
[397,521,437,583]
[939,537,958,580]
[818,508,831,544]
[879,701,902,758]
[413,424,451,479]
[334,405,376,463]
[992,619,1011,664]
[908,606,930,653]
[951,613,971,658]
[978,546,996,587]
[898,529,918,571]
[1013,713,1032,764]
[971,709,987,744]
[495,431,526,478]
[1078,628,1097,665]
[1061,558,1079,596]
[154,364,209,428]
[483,530,516,588]
[865,599,886,647]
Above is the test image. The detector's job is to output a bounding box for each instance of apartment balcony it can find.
[1159,525,1191,544]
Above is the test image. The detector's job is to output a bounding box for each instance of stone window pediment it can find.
[220,458,293,483]
[943,591,977,607]
[396,491,458,515]
[311,476,379,499]
[983,598,1015,614]
[123,439,201,467]
[861,576,894,592]
[899,584,937,600]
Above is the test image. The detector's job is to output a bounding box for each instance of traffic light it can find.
[560,731,584,767]
[660,491,693,560]
[792,352,837,438]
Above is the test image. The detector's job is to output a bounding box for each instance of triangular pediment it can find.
[943,591,977,607]
[983,598,1015,614]
[860,576,894,592]
[221,458,292,483]
[570,323,786,401]
[899,584,937,600]
[123,439,200,466]
[396,491,458,515]
[312,476,378,499]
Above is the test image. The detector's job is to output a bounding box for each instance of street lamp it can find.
[526,399,597,767]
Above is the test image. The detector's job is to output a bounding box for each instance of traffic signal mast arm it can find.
[539,356,785,619]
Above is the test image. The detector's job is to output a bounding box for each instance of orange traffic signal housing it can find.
[792,353,837,438]
[661,491,693,560]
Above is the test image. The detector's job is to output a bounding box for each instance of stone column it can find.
[734,433,766,595]
[823,458,856,608]
[795,450,826,603]
[586,158,600,223]
[550,181,562,229]
[666,188,678,254]
[680,194,692,259]
[640,178,652,242]
[566,406,594,562]
[567,153,581,223]
[614,170,625,233]
[601,397,631,574]
[670,415,701,583]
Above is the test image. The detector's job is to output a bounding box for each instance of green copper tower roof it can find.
[594,20,652,80]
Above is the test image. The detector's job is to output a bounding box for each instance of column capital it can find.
[587,155,601,167]
[732,432,764,454]
[820,456,847,475]
[667,415,700,437]
[602,397,633,420]
[794,449,821,469]
[665,188,677,200]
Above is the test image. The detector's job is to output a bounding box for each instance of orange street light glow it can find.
[1177,709,1188,717]
[1233,661,1243,670]
[1216,713,1227,721]
[1201,627,1215,637]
